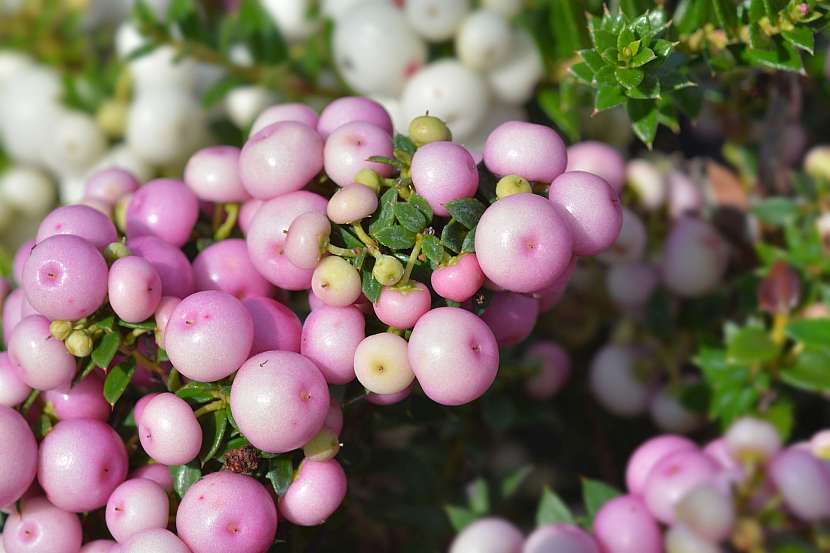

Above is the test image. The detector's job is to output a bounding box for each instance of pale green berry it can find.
[303,427,341,461]
[495,175,531,199]
[65,330,93,358]
[372,255,404,286]
[408,115,452,146]
[49,320,73,341]
[355,168,382,193]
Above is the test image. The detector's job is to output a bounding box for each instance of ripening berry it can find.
[285,212,331,270]
[0,352,31,407]
[593,495,662,553]
[431,254,485,302]
[22,234,108,321]
[664,525,723,553]
[230,351,330,453]
[449,517,523,553]
[8,315,76,391]
[589,345,650,417]
[373,282,431,330]
[372,255,405,287]
[597,207,647,265]
[137,393,202,466]
[38,419,128,512]
[242,296,302,355]
[522,524,599,553]
[354,332,415,395]
[484,121,567,183]
[121,528,191,553]
[184,146,250,203]
[2,497,82,553]
[105,478,169,543]
[192,239,274,299]
[410,141,478,216]
[495,175,531,199]
[251,103,319,136]
[303,427,341,461]
[523,341,571,400]
[128,236,195,299]
[724,417,782,462]
[481,291,539,347]
[643,449,719,524]
[486,30,543,106]
[279,459,347,527]
[312,256,363,307]
[324,121,394,187]
[108,256,163,323]
[455,9,512,70]
[126,179,199,248]
[408,307,499,405]
[662,217,729,298]
[36,205,118,251]
[0,406,37,508]
[408,114,453,146]
[769,447,830,521]
[317,96,393,139]
[84,167,139,206]
[164,291,254,382]
[43,371,109,421]
[239,121,324,200]
[326,184,378,224]
[301,306,365,385]
[475,192,573,293]
[675,483,735,542]
[625,434,697,496]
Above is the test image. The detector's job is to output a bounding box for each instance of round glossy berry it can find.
[126,179,199,248]
[3,289,24,348]
[664,525,721,553]
[8,315,76,391]
[184,146,250,203]
[324,121,393,187]
[481,291,539,347]
[128,236,194,299]
[238,199,262,235]
[373,282,431,330]
[549,171,623,256]
[130,463,173,492]
[22,235,108,321]
[522,524,598,553]
[230,351,330,453]
[106,478,169,543]
[138,393,202,466]
[408,114,453,146]
[279,460,347,527]
[625,435,697,496]
[484,121,567,183]
[251,103,319,136]
[301,306,364,384]
[649,386,703,435]
[0,406,37,508]
[431,254,485,302]
[164,291,254,382]
[317,96,393,139]
[80,539,117,553]
[626,160,665,211]
[242,296,302,355]
[326,184,378,224]
[311,256,362,307]
[84,168,139,206]
[410,141,478,216]
[0,352,31,407]
[192,239,274,299]
[122,528,191,553]
[108,256,162,323]
[239,121,324,200]
[643,449,719,524]
[354,332,415,395]
[285,212,331,269]
[43,371,109,421]
[36,205,118,251]
[2,497,81,553]
[769,447,830,521]
[408,307,498,405]
[566,141,626,193]
[523,341,570,400]
[38,419,128,512]
[593,495,662,553]
[449,517,523,553]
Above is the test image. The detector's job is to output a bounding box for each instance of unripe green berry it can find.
[355,168,382,193]
[303,427,341,461]
[495,175,532,199]
[50,320,73,341]
[104,241,131,264]
[65,330,93,358]
[372,255,404,286]
[409,115,452,146]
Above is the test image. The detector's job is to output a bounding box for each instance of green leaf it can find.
[373,226,417,250]
[594,65,617,86]
[103,358,135,406]
[617,27,636,52]
[748,0,765,23]
[628,75,661,99]
[752,198,799,226]
[441,220,467,254]
[408,194,433,223]
[444,198,486,230]
[461,226,476,253]
[786,319,830,347]
[742,37,805,73]
[780,347,830,393]
[536,488,575,526]
[626,99,659,147]
[674,0,710,35]
[92,332,121,370]
[570,63,595,85]
[199,409,228,464]
[362,269,382,303]
[781,28,814,55]
[726,326,779,364]
[176,381,217,403]
[265,456,294,496]
[615,67,645,89]
[467,479,489,515]
[166,0,196,22]
[171,463,201,498]
[117,319,157,330]
[393,134,417,156]
[394,203,427,233]
[759,399,794,442]
[91,316,116,332]
[592,29,617,52]
[445,505,479,532]
[338,227,364,249]
[711,0,738,37]
[582,479,621,522]
[537,88,581,143]
[578,49,605,72]
[500,466,532,498]
[369,188,398,235]
[653,39,673,57]
[124,43,158,62]
[595,85,627,111]
[550,0,589,57]
[421,234,445,266]
[630,47,657,67]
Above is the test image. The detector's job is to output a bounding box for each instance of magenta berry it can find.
[238,198,263,235]
[325,399,344,435]
[566,141,626,194]
[625,435,697,496]
[0,352,31,407]
[38,419,128,512]
[164,290,253,382]
[138,393,202,466]
[84,167,140,206]
[108,256,163,323]
[410,141,479,216]
[301,305,365,384]
[408,307,499,406]
[192,239,274,299]
[242,296,302,355]
[642,449,719,524]
[317,96,393,139]
[251,102,319,136]
[8,315,76,390]
[593,495,662,553]
[373,281,431,329]
[523,341,571,400]
[549,171,623,256]
[239,121,324,200]
[130,463,173,492]
[184,146,250,203]
[769,447,830,521]
[430,254,485,303]
[80,539,117,553]
[480,291,539,347]
[475,193,573,293]
[3,289,26,344]
[128,236,195,299]
[285,212,332,269]
[323,121,394,187]
[22,234,108,321]
[326,184,378,224]
[661,217,729,298]
[12,240,35,286]
[279,460,347,526]
[0,406,37,508]
[36,204,118,251]
[43,371,110,421]
[354,332,415,395]
[484,121,567,183]
[106,478,170,543]
[230,351,330,453]
[449,517,524,553]
[2,497,82,553]
[126,179,199,247]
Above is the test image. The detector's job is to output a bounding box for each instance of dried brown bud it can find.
[223,445,259,474]
[758,261,801,314]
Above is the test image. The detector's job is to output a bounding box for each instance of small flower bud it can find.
[65,330,93,358]
[49,320,73,341]
[355,168,382,193]
[408,115,452,146]
[495,175,531,199]
[373,255,404,286]
[303,428,341,461]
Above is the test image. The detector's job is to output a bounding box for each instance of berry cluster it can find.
[0,95,623,552]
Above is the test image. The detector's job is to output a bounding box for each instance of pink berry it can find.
[475,193,573,293]
[230,351,330,453]
[301,306,365,384]
[121,529,191,553]
[80,539,118,553]
[430,254,485,303]
[323,121,393,187]
[8,315,76,391]
[12,240,35,287]
[132,393,158,427]
[154,297,180,342]
[643,449,719,523]
[251,103,319,136]
[566,141,626,194]
[0,352,31,407]
[408,307,498,405]
[138,393,202,466]
[242,296,302,355]
[127,236,194,299]
[108,256,163,323]
[449,517,523,553]
[279,459,347,526]
[239,121,324,200]
[0,406,37,507]
[480,291,539,347]
[84,168,140,206]
[38,419,128,512]
[410,141,478,216]
[724,417,782,462]
[285,212,331,269]
[597,208,646,265]
[326,184,378,224]
[43,371,110,421]
[668,171,704,220]
[106,478,169,543]
[523,341,570,400]
[164,291,253,382]
[130,463,173,492]
[126,179,199,247]
[238,198,262,235]
[523,524,598,553]
[661,217,728,298]
[36,205,118,251]
[549,171,623,256]
[606,262,658,309]
[769,447,830,521]
[177,471,276,553]
[531,257,575,312]
[192,239,274,299]
[22,234,108,321]
[373,281,431,329]
[484,121,567,183]
[702,438,738,470]
[2,497,82,553]
[245,191,328,290]
[593,495,662,553]
[317,96,393,139]
[625,435,697,496]
[184,146,250,203]
[354,332,415,395]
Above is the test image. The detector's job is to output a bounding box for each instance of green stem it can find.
[327,244,359,257]
[214,203,240,241]
[400,234,422,285]
[343,391,369,408]
[351,223,380,255]
[194,399,226,418]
